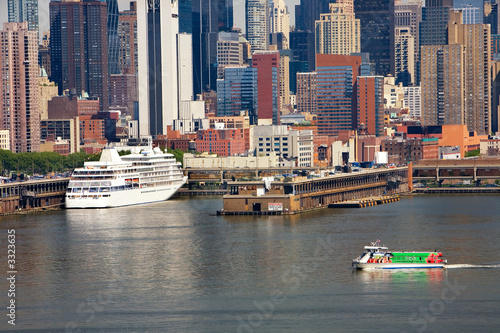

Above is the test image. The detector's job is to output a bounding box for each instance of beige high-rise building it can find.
[421,44,465,127]
[0,22,40,152]
[448,10,491,135]
[270,0,290,49]
[279,53,290,111]
[39,68,58,120]
[118,1,137,75]
[296,72,317,114]
[217,31,243,79]
[393,0,422,85]
[383,75,405,109]
[0,130,10,150]
[394,27,415,86]
[421,10,491,135]
[315,2,360,55]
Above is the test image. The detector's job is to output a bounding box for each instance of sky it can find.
[0,0,300,36]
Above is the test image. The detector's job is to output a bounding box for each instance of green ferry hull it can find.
[352,244,447,269]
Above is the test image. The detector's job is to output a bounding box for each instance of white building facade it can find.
[403,86,421,118]
[269,0,290,49]
[253,125,314,167]
[137,0,179,136]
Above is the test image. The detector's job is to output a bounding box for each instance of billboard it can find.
[375,151,388,164]
[268,203,283,211]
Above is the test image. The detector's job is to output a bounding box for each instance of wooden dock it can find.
[328,195,400,208]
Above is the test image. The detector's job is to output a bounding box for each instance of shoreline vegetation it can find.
[0,147,185,177]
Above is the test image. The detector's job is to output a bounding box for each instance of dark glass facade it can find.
[179,0,193,34]
[50,1,109,111]
[289,31,315,71]
[295,0,333,33]
[354,0,393,76]
[289,61,308,95]
[316,54,362,136]
[192,0,233,95]
[107,0,120,75]
[420,0,453,47]
[217,67,258,123]
[8,0,38,35]
[147,7,163,136]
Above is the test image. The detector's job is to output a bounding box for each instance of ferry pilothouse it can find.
[65,147,187,208]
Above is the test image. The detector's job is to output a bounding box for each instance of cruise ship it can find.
[65,147,187,208]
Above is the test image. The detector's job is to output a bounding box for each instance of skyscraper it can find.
[447,10,491,135]
[289,30,315,71]
[420,0,453,47]
[295,0,334,33]
[316,54,362,136]
[484,1,500,35]
[252,51,280,124]
[0,22,40,153]
[393,0,422,85]
[246,0,269,51]
[118,1,138,75]
[137,0,179,136]
[217,66,258,121]
[296,72,317,114]
[270,0,290,49]
[50,0,110,111]
[107,0,120,75]
[354,0,393,76]
[421,44,465,127]
[192,0,233,95]
[393,27,415,86]
[421,9,491,135]
[8,0,38,35]
[453,0,483,24]
[217,31,243,81]
[179,0,193,34]
[357,76,384,136]
[315,2,360,55]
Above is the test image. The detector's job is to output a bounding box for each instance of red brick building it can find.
[110,74,137,116]
[357,76,384,136]
[252,51,280,124]
[382,137,439,164]
[48,96,100,119]
[196,128,246,157]
[79,115,106,144]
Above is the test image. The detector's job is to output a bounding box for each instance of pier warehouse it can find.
[221,167,409,214]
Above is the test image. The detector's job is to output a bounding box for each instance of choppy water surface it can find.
[1,194,499,332]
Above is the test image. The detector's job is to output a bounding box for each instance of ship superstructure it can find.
[66,147,187,208]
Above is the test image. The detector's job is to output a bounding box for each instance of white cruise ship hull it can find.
[66,182,185,209]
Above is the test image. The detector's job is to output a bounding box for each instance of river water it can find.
[0,194,499,332]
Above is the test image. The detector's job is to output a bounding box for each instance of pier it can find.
[412,159,500,184]
[0,178,69,215]
[219,167,408,215]
[413,187,500,194]
[328,195,400,208]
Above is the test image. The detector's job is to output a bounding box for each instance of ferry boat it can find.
[65,147,187,208]
[352,240,447,269]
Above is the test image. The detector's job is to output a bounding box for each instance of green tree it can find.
[465,149,480,157]
[166,148,185,166]
[0,149,102,176]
